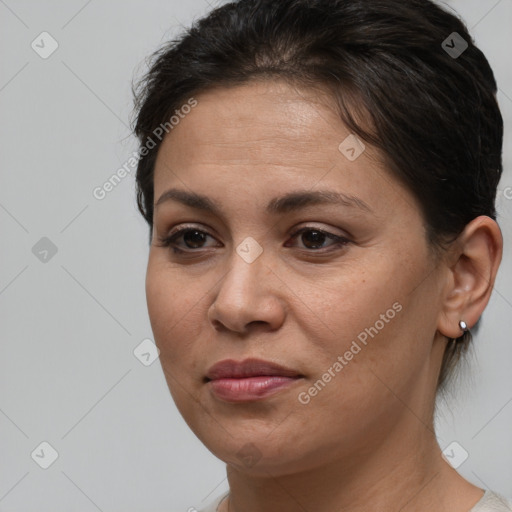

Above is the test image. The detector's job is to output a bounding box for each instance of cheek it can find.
[145,261,202,359]
[297,250,430,387]
[145,262,208,414]
[301,259,401,339]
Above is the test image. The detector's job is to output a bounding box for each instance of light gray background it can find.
[0,1,511,511]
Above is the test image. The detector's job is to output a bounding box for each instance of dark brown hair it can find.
[131,0,503,392]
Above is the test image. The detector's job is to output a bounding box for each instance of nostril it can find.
[248,320,266,328]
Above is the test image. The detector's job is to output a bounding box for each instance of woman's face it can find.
[146,80,448,475]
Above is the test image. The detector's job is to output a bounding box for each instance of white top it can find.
[470,491,512,512]
[197,490,512,512]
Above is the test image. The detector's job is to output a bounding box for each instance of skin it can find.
[145,80,503,512]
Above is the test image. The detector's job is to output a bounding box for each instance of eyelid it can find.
[167,223,213,238]
[290,222,350,239]
[163,221,349,239]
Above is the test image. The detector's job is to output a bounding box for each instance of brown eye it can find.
[288,227,350,251]
[181,230,208,248]
[299,229,328,249]
[156,227,219,254]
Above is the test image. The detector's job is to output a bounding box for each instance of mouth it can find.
[205,358,304,402]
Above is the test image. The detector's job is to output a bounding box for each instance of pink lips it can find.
[205,358,303,402]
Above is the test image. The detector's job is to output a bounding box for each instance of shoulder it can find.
[195,491,229,512]
[470,490,512,512]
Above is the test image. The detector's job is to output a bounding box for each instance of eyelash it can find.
[156,225,350,255]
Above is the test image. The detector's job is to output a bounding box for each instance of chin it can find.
[191,422,319,476]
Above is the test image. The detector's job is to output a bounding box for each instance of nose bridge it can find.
[209,241,284,332]
[218,244,267,302]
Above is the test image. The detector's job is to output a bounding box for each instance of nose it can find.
[207,250,286,335]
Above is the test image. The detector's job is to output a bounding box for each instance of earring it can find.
[459,320,468,332]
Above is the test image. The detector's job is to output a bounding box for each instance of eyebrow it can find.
[154,188,373,216]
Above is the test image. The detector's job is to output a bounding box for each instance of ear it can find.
[437,216,503,339]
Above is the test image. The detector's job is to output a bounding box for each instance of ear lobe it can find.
[437,216,502,339]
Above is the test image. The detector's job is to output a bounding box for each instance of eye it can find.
[156,225,350,255]
[156,226,219,254]
[286,226,350,252]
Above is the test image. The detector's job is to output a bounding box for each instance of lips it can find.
[205,358,302,381]
[205,358,303,402]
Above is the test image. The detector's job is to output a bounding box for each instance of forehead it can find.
[152,80,417,220]
[157,80,355,167]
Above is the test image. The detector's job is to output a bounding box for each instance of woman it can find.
[131,0,511,510]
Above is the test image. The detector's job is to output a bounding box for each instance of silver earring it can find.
[459,320,468,332]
